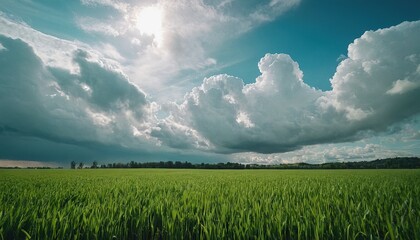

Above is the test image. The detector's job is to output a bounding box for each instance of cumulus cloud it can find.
[155,20,420,154]
[154,54,332,153]
[323,21,420,128]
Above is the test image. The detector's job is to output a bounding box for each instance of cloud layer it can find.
[0,8,419,163]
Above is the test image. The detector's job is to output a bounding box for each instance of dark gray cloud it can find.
[0,35,154,162]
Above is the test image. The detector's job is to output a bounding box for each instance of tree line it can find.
[71,157,420,169]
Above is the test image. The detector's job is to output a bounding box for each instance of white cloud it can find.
[154,20,420,154]
[154,54,328,153]
[323,21,420,127]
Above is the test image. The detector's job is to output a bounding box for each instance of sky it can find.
[0,0,419,167]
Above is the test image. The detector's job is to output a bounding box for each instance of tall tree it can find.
[70,161,76,169]
[78,162,84,169]
[91,161,98,169]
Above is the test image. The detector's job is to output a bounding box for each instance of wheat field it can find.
[0,169,419,239]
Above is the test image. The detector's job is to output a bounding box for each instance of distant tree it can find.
[91,161,98,169]
[70,161,76,169]
[78,162,84,169]
[166,161,174,168]
[175,161,182,168]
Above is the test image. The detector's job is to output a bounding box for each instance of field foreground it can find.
[0,169,419,239]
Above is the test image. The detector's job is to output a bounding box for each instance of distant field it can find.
[0,169,419,239]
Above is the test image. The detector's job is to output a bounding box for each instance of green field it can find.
[0,169,419,239]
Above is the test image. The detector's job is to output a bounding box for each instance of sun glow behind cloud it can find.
[136,6,163,46]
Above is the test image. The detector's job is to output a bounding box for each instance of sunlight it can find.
[136,6,163,45]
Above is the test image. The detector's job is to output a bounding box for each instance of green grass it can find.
[0,169,419,239]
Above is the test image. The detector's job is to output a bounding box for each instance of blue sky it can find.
[0,0,419,167]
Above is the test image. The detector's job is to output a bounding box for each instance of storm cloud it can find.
[0,35,154,161]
